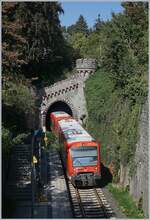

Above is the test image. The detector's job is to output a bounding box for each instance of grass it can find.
[107,183,145,218]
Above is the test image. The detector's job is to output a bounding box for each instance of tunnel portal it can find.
[45,101,73,131]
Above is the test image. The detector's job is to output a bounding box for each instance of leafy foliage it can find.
[67,15,89,36]
[2,80,35,113]
[2,2,27,75]
[12,133,29,145]
[93,14,104,32]
[2,2,78,158]
[2,78,36,134]
[65,2,148,89]
[2,2,76,83]
[2,2,148,180]
[83,3,148,179]
[101,9,148,88]
[45,131,58,149]
[2,127,28,156]
[85,70,147,177]
[70,33,88,57]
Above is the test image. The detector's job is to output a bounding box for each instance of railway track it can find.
[59,151,115,218]
[68,182,115,218]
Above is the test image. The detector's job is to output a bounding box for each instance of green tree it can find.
[2,2,75,84]
[75,15,89,35]
[67,15,89,35]
[67,24,77,36]
[101,3,148,89]
[70,32,88,57]
[93,14,104,32]
[2,78,36,134]
[2,2,27,76]
[122,2,148,28]
[84,2,148,182]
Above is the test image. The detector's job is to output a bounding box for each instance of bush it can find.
[2,129,29,156]
[85,69,145,178]
[2,80,36,135]
[12,133,29,145]
[44,131,58,149]
[2,81,35,114]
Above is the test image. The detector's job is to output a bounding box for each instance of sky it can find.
[59,2,124,28]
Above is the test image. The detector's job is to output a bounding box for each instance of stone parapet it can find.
[40,58,97,128]
[76,58,97,70]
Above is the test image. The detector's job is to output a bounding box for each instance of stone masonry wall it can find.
[130,101,148,217]
[122,101,148,217]
[40,58,97,127]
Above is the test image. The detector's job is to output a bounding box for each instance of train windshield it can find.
[70,146,97,167]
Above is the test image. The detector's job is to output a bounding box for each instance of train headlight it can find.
[73,168,77,173]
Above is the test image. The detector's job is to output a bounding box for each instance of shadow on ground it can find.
[96,163,112,188]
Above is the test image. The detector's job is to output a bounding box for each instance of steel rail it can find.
[68,185,114,218]
[78,188,106,218]
[74,187,86,217]
[94,188,109,218]
[59,150,114,218]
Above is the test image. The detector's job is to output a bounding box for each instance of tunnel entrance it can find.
[45,101,73,131]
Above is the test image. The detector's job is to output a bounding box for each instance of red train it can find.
[50,111,101,186]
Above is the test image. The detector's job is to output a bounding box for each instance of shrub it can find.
[12,133,29,145]
[44,131,58,149]
[85,69,146,178]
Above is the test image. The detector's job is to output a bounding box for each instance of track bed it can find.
[68,182,115,218]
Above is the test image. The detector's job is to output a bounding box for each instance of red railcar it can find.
[50,112,101,186]
[50,111,72,135]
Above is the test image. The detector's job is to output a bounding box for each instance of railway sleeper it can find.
[85,211,105,215]
[85,213,106,216]
[85,214,105,217]
[82,202,100,206]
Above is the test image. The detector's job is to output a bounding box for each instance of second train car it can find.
[50,111,101,186]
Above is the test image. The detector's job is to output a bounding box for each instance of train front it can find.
[68,142,101,187]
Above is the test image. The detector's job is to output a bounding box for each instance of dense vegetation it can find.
[83,3,148,180]
[2,2,78,83]
[85,70,147,180]
[2,1,148,177]
[61,2,148,183]
[2,2,79,158]
[66,3,148,215]
[2,3,78,217]
[2,3,148,215]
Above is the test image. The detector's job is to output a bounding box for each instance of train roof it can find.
[51,111,70,118]
[58,118,95,144]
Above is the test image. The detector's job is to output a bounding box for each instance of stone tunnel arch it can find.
[40,58,97,131]
[45,100,73,131]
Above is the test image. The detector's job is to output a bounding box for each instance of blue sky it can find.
[59,2,124,28]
